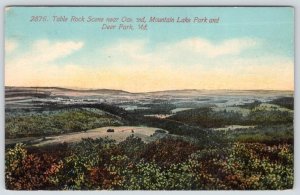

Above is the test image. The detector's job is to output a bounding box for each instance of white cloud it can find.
[6,39,84,86]
[7,39,84,73]
[24,40,83,65]
[98,37,259,72]
[5,38,293,91]
[102,39,155,67]
[164,38,258,58]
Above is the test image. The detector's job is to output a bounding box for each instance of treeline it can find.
[127,102,176,115]
[269,97,294,110]
[168,106,293,128]
[227,124,293,145]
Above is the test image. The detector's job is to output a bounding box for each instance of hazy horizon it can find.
[5,85,295,94]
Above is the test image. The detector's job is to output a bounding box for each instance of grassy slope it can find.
[5,107,124,139]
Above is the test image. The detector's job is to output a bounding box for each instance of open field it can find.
[31,126,167,146]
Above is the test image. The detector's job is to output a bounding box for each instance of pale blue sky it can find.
[4,7,294,91]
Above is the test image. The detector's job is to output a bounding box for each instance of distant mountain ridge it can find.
[5,86,131,94]
[5,86,294,96]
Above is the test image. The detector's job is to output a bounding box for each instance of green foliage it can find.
[239,100,261,109]
[129,102,176,115]
[269,97,294,110]
[51,137,120,190]
[5,88,294,190]
[118,135,145,160]
[169,107,244,128]
[5,143,62,190]
[229,125,293,144]
[5,136,294,190]
[220,143,294,189]
[6,108,123,138]
[247,109,293,125]
[109,157,167,190]
[169,106,293,128]
[70,137,119,167]
[5,143,27,177]
[4,99,294,190]
[141,138,199,167]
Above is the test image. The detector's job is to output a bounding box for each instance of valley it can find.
[5,86,294,190]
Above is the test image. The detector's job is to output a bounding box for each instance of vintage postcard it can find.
[5,7,294,190]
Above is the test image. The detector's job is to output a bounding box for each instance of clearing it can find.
[24,126,168,146]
